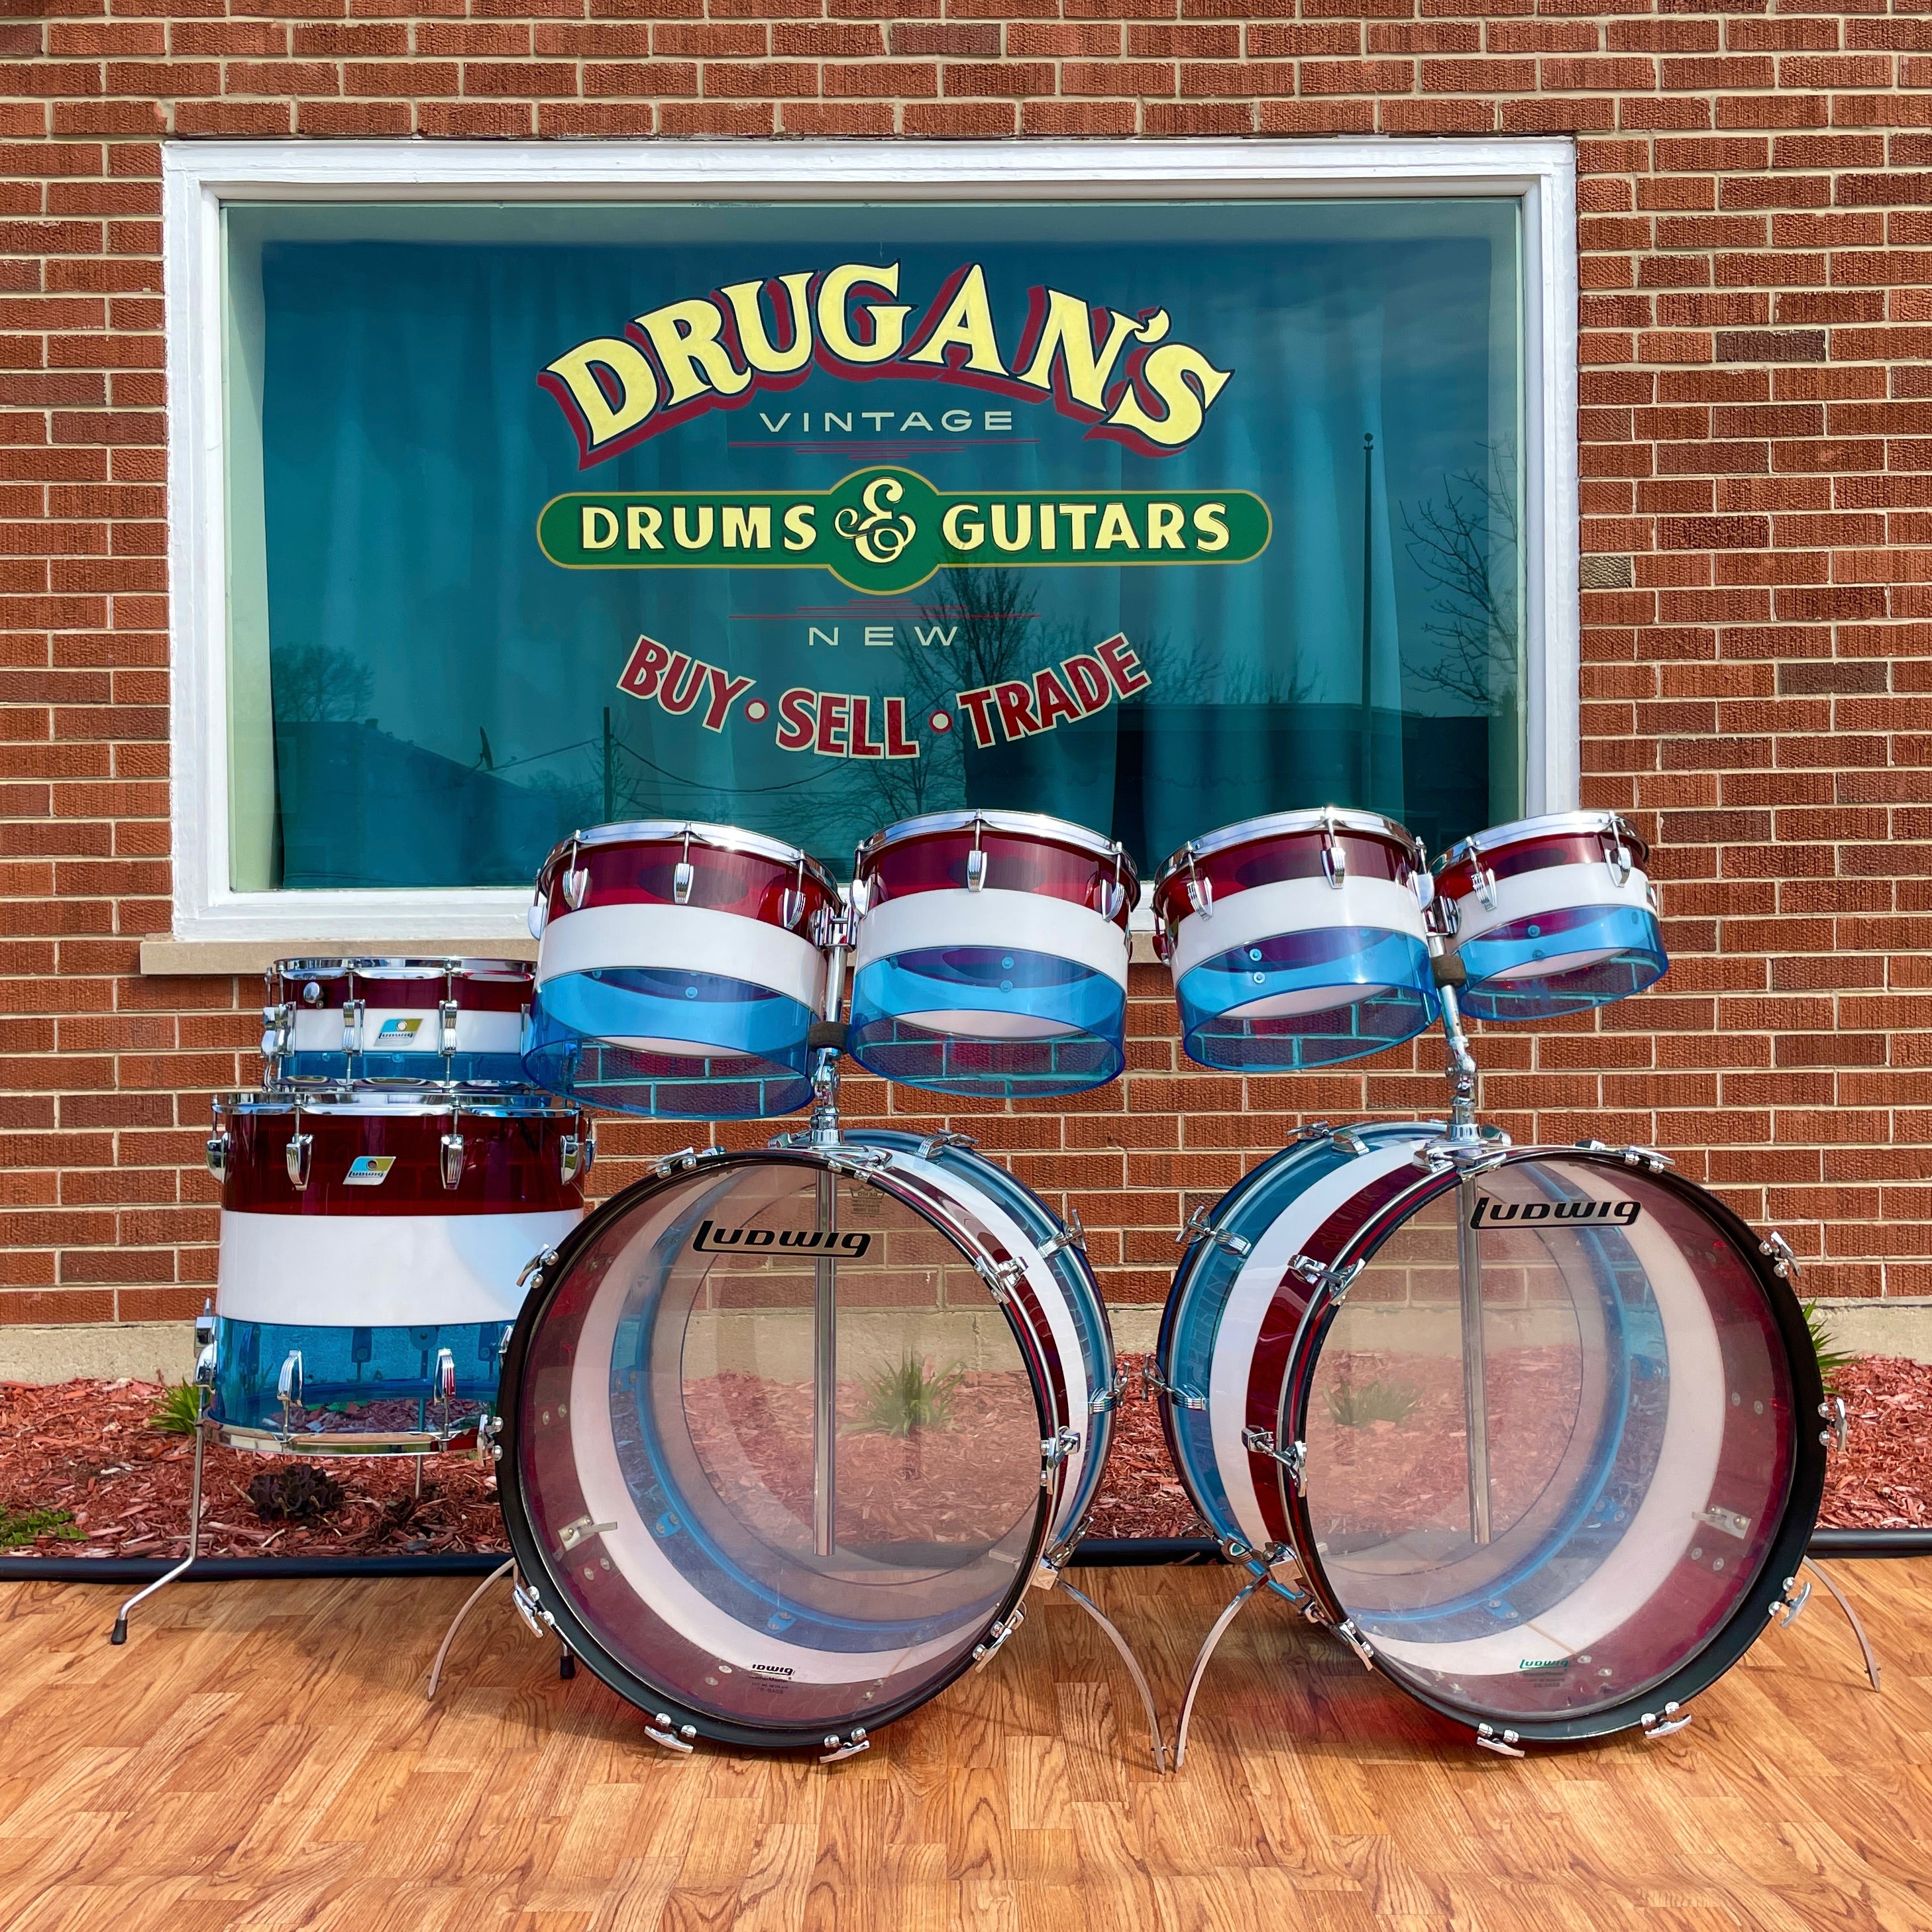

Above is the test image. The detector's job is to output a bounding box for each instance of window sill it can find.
[140,932,1163,975]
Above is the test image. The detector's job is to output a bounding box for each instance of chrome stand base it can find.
[1057,1579,1170,1772]
[1172,1575,1267,1771]
[110,1416,208,1645]
[1802,1556,1882,1693]
[425,1558,515,1700]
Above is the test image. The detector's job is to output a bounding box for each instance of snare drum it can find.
[846,811,1137,1098]
[262,957,532,1087]
[1152,809,1437,1070]
[1434,812,1666,1022]
[205,1087,590,1454]
[521,823,842,1119]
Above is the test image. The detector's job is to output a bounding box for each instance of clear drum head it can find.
[1295,1153,1821,1736]
[500,1150,1061,1748]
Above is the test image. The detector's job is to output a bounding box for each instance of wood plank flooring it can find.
[0,1558,1927,1930]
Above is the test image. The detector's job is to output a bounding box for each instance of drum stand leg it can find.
[1057,1578,1170,1772]
[1801,1556,1882,1693]
[1171,1575,1266,1772]
[425,1557,515,1700]
[110,1414,207,1645]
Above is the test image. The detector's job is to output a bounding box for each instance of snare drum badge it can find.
[376,1018,423,1041]
[343,1155,398,1186]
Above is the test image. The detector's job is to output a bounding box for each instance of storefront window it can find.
[221,195,1525,896]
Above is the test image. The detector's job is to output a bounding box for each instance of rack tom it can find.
[522,822,842,1119]
[846,811,1137,1098]
[1434,812,1666,1022]
[262,957,531,1087]
[1152,809,1437,1070]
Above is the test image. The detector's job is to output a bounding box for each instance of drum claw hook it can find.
[819,1730,869,1764]
[1640,1705,1693,1741]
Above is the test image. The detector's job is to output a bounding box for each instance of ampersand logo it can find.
[833,474,918,566]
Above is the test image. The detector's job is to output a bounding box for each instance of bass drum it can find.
[1156,1123,1825,1746]
[497,1131,1114,1754]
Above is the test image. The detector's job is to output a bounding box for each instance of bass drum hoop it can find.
[495,1145,1065,1753]
[1267,1147,1827,1744]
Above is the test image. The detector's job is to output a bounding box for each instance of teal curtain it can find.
[247,200,1521,888]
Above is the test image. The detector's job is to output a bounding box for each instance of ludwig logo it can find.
[345,1155,397,1186]
[1470,1196,1640,1230]
[692,1218,872,1259]
[376,1017,423,1040]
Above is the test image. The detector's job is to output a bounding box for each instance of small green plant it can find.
[857,1352,965,1437]
[0,1505,83,1549]
[1326,1378,1420,1428]
[150,1381,204,1436]
[1801,1299,1856,1398]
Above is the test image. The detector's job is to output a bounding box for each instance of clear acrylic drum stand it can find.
[1167,950,1881,1770]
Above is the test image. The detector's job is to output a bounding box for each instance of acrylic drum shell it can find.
[215,1091,586,1217]
[1149,807,1427,951]
[263,957,535,1083]
[853,810,1139,928]
[846,812,1138,1100]
[493,1137,1100,1753]
[1159,1132,1825,1746]
[1432,812,1652,906]
[531,820,842,934]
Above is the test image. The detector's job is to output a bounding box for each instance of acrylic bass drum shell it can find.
[1155,1126,1825,1744]
[496,1132,1112,1752]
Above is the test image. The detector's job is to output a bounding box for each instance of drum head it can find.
[1289,1153,1823,1739]
[499,1149,1059,1749]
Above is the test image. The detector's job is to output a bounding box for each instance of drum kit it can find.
[109,804,1855,1772]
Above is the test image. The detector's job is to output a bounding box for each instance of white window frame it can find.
[164,136,1578,949]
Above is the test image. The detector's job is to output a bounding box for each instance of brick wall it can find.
[5,5,1932,1332]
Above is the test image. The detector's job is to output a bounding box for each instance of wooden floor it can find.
[1,1559,1928,1931]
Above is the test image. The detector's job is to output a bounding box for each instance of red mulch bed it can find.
[0,1354,1923,1560]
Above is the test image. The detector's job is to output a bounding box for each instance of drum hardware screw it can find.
[1620,1144,1675,1173]
[1241,1426,1307,1491]
[1288,1253,1364,1305]
[1040,1206,1087,1260]
[972,1609,1024,1670]
[284,1132,313,1190]
[1140,1362,1206,1411]
[510,1582,555,1640]
[916,1130,978,1159]
[1318,808,1348,888]
[1335,1619,1375,1670]
[977,1255,1025,1303]
[1640,1704,1693,1740]
[1475,1725,1525,1758]
[1178,1205,1252,1257]
[1758,1230,1800,1278]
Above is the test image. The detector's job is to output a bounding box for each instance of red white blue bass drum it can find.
[1155,1122,1825,1746]
[495,1130,1115,1755]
